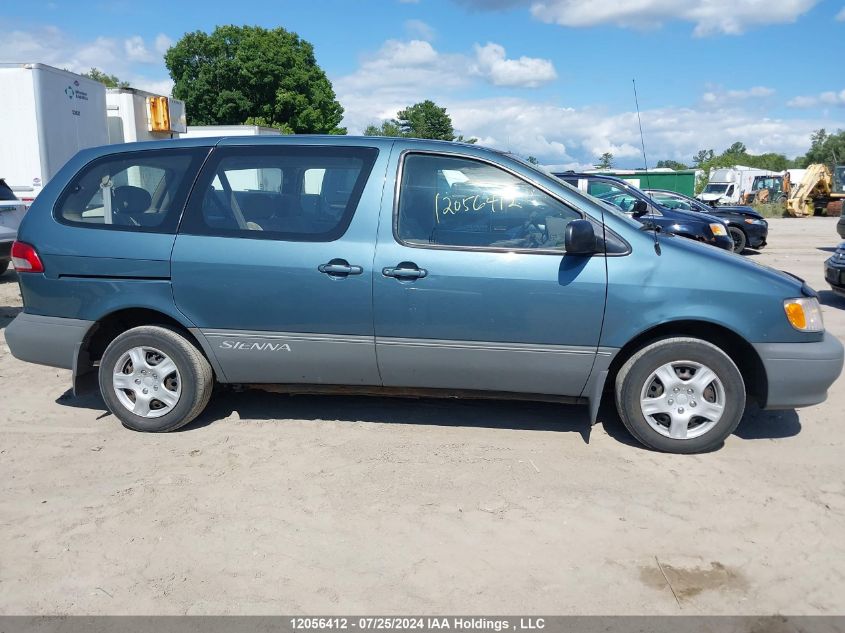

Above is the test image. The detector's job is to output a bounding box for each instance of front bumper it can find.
[712,234,734,250]
[5,312,94,370]
[825,254,845,295]
[753,332,844,409]
[745,223,768,248]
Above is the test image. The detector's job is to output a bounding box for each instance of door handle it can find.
[318,259,363,276]
[382,263,428,279]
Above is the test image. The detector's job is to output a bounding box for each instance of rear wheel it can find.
[615,337,746,453]
[728,226,747,253]
[0,260,9,276]
[98,325,213,432]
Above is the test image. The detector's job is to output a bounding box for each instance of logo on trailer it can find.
[64,85,74,99]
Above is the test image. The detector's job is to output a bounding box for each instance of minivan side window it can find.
[56,149,207,233]
[397,154,580,251]
[180,146,378,242]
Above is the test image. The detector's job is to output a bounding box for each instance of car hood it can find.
[710,205,764,219]
[662,229,806,295]
[663,207,724,225]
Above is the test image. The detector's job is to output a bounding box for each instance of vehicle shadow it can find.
[0,306,22,329]
[55,386,802,449]
[819,289,845,309]
[184,389,595,442]
[817,246,839,253]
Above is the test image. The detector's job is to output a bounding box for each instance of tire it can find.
[727,226,747,253]
[0,260,9,276]
[614,337,746,454]
[98,325,213,432]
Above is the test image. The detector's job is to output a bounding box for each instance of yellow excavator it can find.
[786,164,832,217]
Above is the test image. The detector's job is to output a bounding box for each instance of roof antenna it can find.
[633,78,660,255]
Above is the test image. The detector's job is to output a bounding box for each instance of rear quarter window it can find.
[55,148,208,233]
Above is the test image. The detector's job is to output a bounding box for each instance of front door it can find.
[373,151,608,397]
[171,143,387,385]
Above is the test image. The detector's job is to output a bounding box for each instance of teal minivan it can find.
[6,136,844,453]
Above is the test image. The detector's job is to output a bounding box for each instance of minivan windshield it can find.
[703,183,729,194]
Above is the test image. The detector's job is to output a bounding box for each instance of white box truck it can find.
[697,166,781,206]
[0,63,109,201]
[106,88,187,144]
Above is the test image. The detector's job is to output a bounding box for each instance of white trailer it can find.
[0,63,109,201]
[106,88,187,144]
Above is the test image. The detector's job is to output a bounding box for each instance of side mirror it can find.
[564,219,597,255]
[631,199,649,217]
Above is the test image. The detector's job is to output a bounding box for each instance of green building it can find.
[594,169,699,197]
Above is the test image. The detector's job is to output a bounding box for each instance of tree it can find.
[165,25,345,134]
[692,149,715,166]
[799,128,845,168]
[364,101,476,142]
[526,156,539,165]
[725,141,747,156]
[396,100,455,140]
[656,159,689,170]
[595,152,614,169]
[364,120,403,137]
[83,68,129,89]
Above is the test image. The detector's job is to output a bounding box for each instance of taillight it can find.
[11,241,44,273]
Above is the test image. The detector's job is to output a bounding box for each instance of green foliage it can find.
[396,100,455,140]
[165,25,345,134]
[692,141,797,193]
[656,159,689,170]
[526,156,539,165]
[364,101,476,143]
[82,68,129,89]
[455,134,478,144]
[243,117,294,135]
[595,152,613,169]
[799,129,845,169]
[364,120,403,137]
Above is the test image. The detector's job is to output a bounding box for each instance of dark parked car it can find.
[838,204,845,240]
[643,188,768,253]
[555,172,734,251]
[825,243,845,296]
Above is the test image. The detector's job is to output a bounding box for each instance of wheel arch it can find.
[74,307,218,394]
[606,319,767,406]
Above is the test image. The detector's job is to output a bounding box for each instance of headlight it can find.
[744,218,765,225]
[709,223,727,236]
[783,297,824,332]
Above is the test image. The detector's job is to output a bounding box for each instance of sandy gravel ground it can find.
[0,217,843,615]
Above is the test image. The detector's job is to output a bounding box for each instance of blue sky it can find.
[2,0,844,167]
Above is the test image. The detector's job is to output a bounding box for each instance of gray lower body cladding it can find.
[5,312,94,370]
[753,332,844,409]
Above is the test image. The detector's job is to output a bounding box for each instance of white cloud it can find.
[836,5,845,20]
[154,33,174,55]
[0,25,173,95]
[701,85,775,105]
[124,35,154,62]
[787,89,845,108]
[336,38,839,164]
[404,19,435,41]
[458,0,819,35]
[471,42,557,87]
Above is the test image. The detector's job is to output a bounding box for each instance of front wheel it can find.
[99,325,213,432]
[728,226,747,253]
[615,337,746,453]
